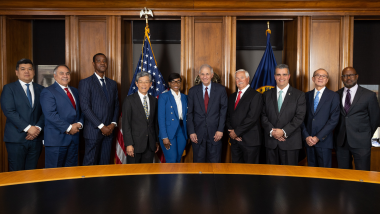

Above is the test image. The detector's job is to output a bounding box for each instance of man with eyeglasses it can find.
[335,67,380,171]
[261,64,306,165]
[122,71,159,163]
[301,69,340,168]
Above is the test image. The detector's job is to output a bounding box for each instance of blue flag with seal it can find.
[127,25,168,97]
[250,28,277,94]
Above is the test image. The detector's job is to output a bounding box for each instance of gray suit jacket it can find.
[335,85,380,149]
[261,86,306,150]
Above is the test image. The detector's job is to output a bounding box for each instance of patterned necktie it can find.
[314,91,320,112]
[344,89,351,114]
[100,79,110,102]
[143,96,149,119]
[64,88,76,110]
[204,87,209,113]
[25,83,32,107]
[234,91,242,110]
[278,90,283,112]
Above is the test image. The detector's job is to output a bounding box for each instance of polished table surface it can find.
[0,164,380,214]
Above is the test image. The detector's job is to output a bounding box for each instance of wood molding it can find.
[340,15,354,89]
[0,16,6,172]
[301,16,311,92]
[65,15,79,86]
[181,16,195,94]
[223,16,236,94]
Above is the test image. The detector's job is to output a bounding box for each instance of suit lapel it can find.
[69,86,80,114]
[309,90,315,115]
[278,86,293,118]
[181,92,187,116]
[16,81,32,108]
[207,84,217,113]
[337,88,346,116]
[54,82,75,110]
[148,95,155,122]
[168,92,179,118]
[235,87,251,110]
[348,86,363,115]
[32,83,40,111]
[314,89,329,115]
[92,74,109,103]
[196,85,206,114]
[271,88,279,117]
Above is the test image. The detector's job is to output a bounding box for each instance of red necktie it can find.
[64,88,76,110]
[234,91,242,110]
[204,87,209,113]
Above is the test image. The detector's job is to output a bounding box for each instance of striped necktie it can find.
[314,91,320,112]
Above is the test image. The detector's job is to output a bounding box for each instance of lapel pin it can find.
[289,93,291,95]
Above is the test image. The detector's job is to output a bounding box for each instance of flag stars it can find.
[154,65,157,69]
[150,57,153,60]
[145,54,148,58]
[133,87,135,90]
[153,72,156,76]
[157,81,160,84]
[144,61,147,64]
[151,86,154,89]
[143,68,146,71]
[149,63,152,67]
[156,88,159,91]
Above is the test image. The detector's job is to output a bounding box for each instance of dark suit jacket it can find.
[1,81,45,143]
[301,88,340,149]
[122,92,158,153]
[78,74,119,140]
[335,85,380,148]
[261,86,306,150]
[226,87,263,146]
[187,83,228,145]
[40,82,84,147]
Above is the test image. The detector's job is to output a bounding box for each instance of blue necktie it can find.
[100,79,110,102]
[314,91,320,112]
[25,83,32,107]
[278,90,283,112]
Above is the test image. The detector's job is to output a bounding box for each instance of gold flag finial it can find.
[140,7,153,26]
[266,21,271,36]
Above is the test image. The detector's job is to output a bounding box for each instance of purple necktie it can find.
[344,89,351,114]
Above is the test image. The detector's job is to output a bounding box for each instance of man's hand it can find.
[155,142,160,153]
[127,145,134,157]
[101,126,112,136]
[277,136,286,142]
[214,131,223,142]
[235,137,242,142]
[69,123,81,135]
[107,124,116,134]
[190,133,198,143]
[27,126,40,139]
[25,134,36,141]
[306,136,314,146]
[272,128,284,139]
[228,129,237,139]
[311,136,319,145]
[163,138,171,150]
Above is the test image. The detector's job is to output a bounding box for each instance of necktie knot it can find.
[205,87,208,91]
[64,88,76,110]
[143,95,147,100]
[26,83,30,88]
[64,88,69,93]
[238,91,242,95]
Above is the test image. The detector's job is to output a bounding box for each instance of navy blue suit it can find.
[187,83,228,163]
[40,82,83,168]
[78,74,119,165]
[1,81,44,171]
[158,91,188,163]
[301,88,340,167]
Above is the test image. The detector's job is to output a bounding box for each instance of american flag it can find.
[115,26,168,164]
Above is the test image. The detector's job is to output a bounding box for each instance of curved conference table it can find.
[0,163,380,214]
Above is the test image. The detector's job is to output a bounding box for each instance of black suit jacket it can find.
[335,85,380,149]
[261,86,306,150]
[122,92,158,153]
[226,87,263,146]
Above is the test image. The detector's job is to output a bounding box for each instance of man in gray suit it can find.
[261,64,306,165]
[335,67,380,171]
[122,71,159,163]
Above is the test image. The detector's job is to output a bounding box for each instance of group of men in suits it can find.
[2,57,379,171]
[1,54,119,171]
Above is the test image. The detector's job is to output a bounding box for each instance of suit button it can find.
[313,119,314,121]
[146,135,148,136]
[172,119,174,121]
[346,117,348,118]
[171,106,172,108]
[171,112,173,114]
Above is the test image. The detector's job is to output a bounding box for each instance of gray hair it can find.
[53,64,71,75]
[135,71,152,82]
[313,68,329,78]
[275,64,290,74]
[199,64,214,74]
[235,69,250,79]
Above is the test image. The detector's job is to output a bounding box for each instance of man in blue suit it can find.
[78,53,119,165]
[1,58,44,171]
[40,65,83,168]
[187,64,228,163]
[301,68,340,167]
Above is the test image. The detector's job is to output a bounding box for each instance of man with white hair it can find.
[226,69,263,163]
[187,64,228,163]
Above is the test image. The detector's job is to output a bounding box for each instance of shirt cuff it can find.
[77,122,83,129]
[24,125,31,132]
[67,125,72,133]
[36,126,42,131]
[98,123,105,129]
[162,137,168,140]
[282,129,287,138]
[269,130,273,137]
[111,122,117,127]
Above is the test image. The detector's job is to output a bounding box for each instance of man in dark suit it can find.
[0,58,44,171]
[122,71,159,163]
[301,68,340,167]
[40,65,84,168]
[187,64,228,163]
[261,64,306,165]
[226,69,263,163]
[78,53,119,165]
[335,67,380,171]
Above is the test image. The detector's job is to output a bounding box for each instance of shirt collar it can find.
[94,72,105,80]
[238,84,250,93]
[202,82,211,91]
[19,79,33,86]
[56,82,69,90]
[344,84,358,93]
[315,86,326,94]
[277,84,289,93]
[138,90,148,99]
[170,89,181,98]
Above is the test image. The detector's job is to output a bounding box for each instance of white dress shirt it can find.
[171,89,183,120]
[19,80,41,132]
[94,73,117,129]
[314,86,326,99]
[235,84,250,102]
[342,84,358,106]
[56,82,83,132]
[270,84,291,138]
[202,82,211,99]
[138,91,150,114]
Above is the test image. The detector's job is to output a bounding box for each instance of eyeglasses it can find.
[170,80,181,84]
[138,81,151,84]
[275,74,289,77]
[314,74,328,79]
[341,74,357,79]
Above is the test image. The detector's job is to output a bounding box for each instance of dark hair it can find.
[53,64,71,74]
[16,58,33,70]
[93,53,106,62]
[168,73,182,82]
